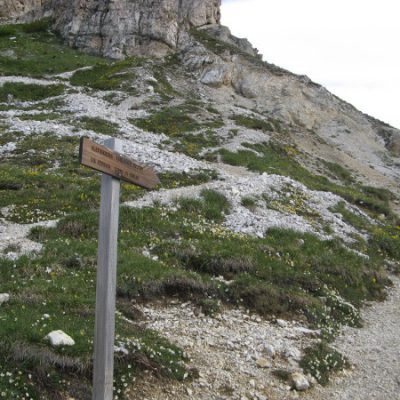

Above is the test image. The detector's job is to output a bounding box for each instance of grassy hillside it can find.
[1,20,400,399]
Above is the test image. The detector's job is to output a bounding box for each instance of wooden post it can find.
[79,136,159,399]
[92,138,122,400]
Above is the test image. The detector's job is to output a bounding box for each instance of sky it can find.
[221,0,400,129]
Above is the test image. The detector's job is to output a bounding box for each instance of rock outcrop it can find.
[182,25,400,162]
[0,0,51,20]
[1,0,221,58]
[52,0,220,58]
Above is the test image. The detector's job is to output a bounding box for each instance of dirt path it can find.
[310,276,400,400]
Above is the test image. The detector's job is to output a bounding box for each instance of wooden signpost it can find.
[79,137,159,400]
[79,137,160,190]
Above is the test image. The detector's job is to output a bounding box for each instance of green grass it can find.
[0,169,394,396]
[70,58,142,91]
[152,65,179,100]
[322,160,354,183]
[0,134,147,223]
[133,106,200,136]
[0,82,65,102]
[231,115,282,133]
[132,105,223,157]
[76,116,120,135]
[0,246,188,399]
[241,196,258,211]
[211,142,395,219]
[329,202,371,231]
[178,189,231,223]
[0,21,103,77]
[18,112,62,121]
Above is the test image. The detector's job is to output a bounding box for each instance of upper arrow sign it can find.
[79,137,160,189]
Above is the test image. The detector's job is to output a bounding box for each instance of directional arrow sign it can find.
[79,137,160,189]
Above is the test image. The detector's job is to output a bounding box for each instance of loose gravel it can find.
[310,276,400,400]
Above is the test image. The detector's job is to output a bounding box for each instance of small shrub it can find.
[300,342,350,385]
[201,189,230,221]
[175,247,254,279]
[198,298,220,316]
[62,254,84,269]
[369,226,400,260]
[141,274,214,301]
[58,218,96,239]
[241,196,257,211]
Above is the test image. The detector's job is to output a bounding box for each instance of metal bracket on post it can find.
[92,138,122,400]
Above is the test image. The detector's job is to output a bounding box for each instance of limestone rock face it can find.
[1,0,221,58]
[182,25,400,161]
[0,0,51,19]
[51,0,221,59]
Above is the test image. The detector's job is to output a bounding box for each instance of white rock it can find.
[45,330,75,347]
[276,319,288,328]
[293,327,321,337]
[290,372,310,391]
[284,347,302,361]
[265,344,276,358]
[256,357,271,369]
[0,293,10,305]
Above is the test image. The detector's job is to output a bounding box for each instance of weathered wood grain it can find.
[80,137,160,189]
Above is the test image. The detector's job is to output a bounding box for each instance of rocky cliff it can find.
[0,0,51,19]
[1,0,221,58]
[52,0,220,58]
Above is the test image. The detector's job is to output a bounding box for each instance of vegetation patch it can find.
[322,160,354,184]
[70,58,142,91]
[132,105,223,157]
[210,142,395,219]
[133,106,200,136]
[0,21,102,77]
[159,170,218,189]
[241,196,258,211]
[0,177,393,396]
[329,202,371,232]
[231,115,282,133]
[264,186,320,219]
[0,82,65,102]
[76,116,120,135]
[300,342,350,385]
[0,251,188,399]
[17,112,62,122]
[0,134,146,223]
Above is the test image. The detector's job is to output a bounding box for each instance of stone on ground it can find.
[45,330,75,347]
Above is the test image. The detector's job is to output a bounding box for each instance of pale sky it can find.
[221,0,400,129]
